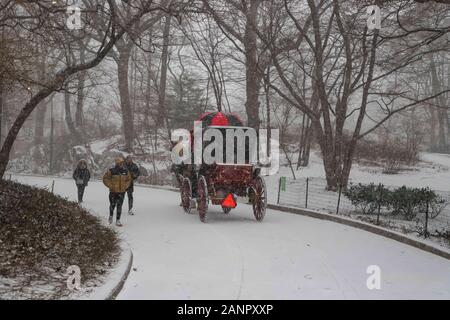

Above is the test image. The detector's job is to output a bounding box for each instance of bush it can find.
[352,136,420,172]
[344,183,389,214]
[433,229,450,244]
[0,180,120,299]
[344,183,447,220]
[388,187,425,220]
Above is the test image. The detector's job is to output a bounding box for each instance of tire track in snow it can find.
[207,211,246,300]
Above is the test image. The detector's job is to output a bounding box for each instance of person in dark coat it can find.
[103,157,132,226]
[124,155,140,215]
[72,159,91,203]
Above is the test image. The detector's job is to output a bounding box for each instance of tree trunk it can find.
[301,118,312,166]
[264,65,271,156]
[75,43,86,130]
[117,46,135,152]
[49,96,54,174]
[297,113,307,169]
[298,82,319,168]
[0,80,3,148]
[33,100,47,145]
[430,55,448,152]
[144,36,152,131]
[430,106,439,150]
[33,56,47,146]
[64,91,81,143]
[244,0,261,130]
[297,114,313,168]
[158,15,172,136]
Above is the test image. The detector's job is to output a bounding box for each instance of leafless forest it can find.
[0,0,449,189]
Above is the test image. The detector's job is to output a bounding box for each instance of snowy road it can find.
[12,175,450,299]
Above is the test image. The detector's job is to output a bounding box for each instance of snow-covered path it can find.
[12,175,450,299]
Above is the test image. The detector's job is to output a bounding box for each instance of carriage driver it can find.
[171,136,198,204]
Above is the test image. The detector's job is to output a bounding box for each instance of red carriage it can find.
[176,112,267,223]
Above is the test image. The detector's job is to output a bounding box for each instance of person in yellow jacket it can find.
[103,157,132,226]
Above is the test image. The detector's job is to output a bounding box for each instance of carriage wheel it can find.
[222,207,232,214]
[181,178,192,214]
[197,175,209,223]
[251,176,267,222]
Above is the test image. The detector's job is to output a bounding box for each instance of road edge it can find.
[107,241,134,300]
[268,203,450,260]
[77,239,133,300]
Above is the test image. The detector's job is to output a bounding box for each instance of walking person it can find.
[72,159,91,203]
[102,157,132,227]
[124,155,140,215]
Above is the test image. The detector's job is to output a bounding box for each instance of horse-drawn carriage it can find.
[175,112,267,223]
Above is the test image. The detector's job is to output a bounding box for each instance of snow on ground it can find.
[265,151,450,247]
[266,151,450,195]
[89,136,122,155]
[11,175,450,299]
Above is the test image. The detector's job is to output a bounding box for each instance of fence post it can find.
[336,183,342,214]
[277,176,282,205]
[305,178,309,208]
[51,180,55,194]
[376,183,382,225]
[9,174,12,181]
[424,199,429,238]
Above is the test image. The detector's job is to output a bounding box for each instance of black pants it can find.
[109,192,125,220]
[126,185,134,211]
[76,184,86,202]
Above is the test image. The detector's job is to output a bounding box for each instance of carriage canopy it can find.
[197,112,243,127]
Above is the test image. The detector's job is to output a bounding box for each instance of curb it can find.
[79,240,133,300]
[107,242,134,300]
[268,203,450,260]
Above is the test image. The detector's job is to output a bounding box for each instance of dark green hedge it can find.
[344,183,447,220]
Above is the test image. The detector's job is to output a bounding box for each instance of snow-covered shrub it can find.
[352,136,420,172]
[345,184,447,221]
[0,180,120,299]
[433,229,450,244]
[429,195,448,219]
[344,183,389,214]
[388,187,425,219]
[388,187,444,220]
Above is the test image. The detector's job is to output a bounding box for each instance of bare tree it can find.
[84,0,170,151]
[182,13,230,111]
[201,0,265,129]
[257,0,450,189]
[158,13,173,138]
[0,0,181,178]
